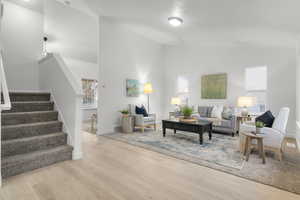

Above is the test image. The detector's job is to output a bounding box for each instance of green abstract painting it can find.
[126,79,141,97]
[201,73,227,99]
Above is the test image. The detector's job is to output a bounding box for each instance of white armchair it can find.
[129,104,156,132]
[240,107,290,161]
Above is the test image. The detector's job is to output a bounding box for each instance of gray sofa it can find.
[192,106,237,136]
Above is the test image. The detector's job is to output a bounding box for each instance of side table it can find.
[121,115,134,133]
[242,132,266,164]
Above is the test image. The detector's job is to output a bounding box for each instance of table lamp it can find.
[237,96,255,117]
[171,97,181,112]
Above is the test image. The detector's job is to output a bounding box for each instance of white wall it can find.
[163,44,297,132]
[296,46,300,141]
[44,0,97,63]
[39,53,83,159]
[63,57,98,122]
[1,1,43,90]
[63,57,98,85]
[98,17,165,134]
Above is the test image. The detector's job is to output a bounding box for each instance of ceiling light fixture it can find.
[168,17,183,27]
[64,1,71,5]
[23,0,30,2]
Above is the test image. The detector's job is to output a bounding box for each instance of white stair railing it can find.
[0,51,11,187]
[0,51,11,111]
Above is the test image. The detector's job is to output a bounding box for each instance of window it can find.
[245,66,267,114]
[82,79,98,108]
[177,76,189,105]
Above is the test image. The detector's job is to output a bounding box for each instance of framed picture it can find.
[82,79,98,107]
[201,73,227,99]
[126,79,140,97]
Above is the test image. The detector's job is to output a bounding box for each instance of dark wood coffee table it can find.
[162,119,213,145]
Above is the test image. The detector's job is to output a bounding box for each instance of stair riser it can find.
[2,134,67,157]
[2,122,63,140]
[2,112,58,126]
[3,102,54,113]
[1,93,51,102]
[1,147,72,178]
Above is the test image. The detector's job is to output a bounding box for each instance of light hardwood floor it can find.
[0,132,299,200]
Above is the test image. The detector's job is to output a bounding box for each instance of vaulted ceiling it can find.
[7,0,300,49]
[84,0,300,47]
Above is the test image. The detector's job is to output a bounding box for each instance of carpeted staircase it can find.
[1,92,73,178]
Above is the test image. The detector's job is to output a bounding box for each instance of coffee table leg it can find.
[199,134,203,145]
[209,124,212,140]
[174,129,176,134]
[163,125,166,137]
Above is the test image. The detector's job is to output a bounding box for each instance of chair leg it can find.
[281,138,287,153]
[277,149,283,161]
[141,126,145,133]
[295,140,299,152]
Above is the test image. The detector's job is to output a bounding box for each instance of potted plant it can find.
[119,109,130,117]
[255,121,265,134]
[181,106,194,119]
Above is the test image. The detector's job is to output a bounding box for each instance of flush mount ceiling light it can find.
[64,0,71,5]
[23,0,30,2]
[168,17,183,27]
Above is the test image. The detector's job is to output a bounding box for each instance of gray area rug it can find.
[104,130,300,195]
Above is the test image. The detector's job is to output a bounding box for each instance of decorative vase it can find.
[256,127,263,134]
[184,115,191,119]
[121,115,133,133]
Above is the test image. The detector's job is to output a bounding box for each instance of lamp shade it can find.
[171,97,181,105]
[237,96,255,107]
[144,83,153,94]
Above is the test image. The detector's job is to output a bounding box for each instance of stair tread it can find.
[2,145,72,164]
[2,132,66,144]
[11,101,53,104]
[2,120,61,129]
[8,92,51,95]
[1,92,72,179]
[2,110,57,116]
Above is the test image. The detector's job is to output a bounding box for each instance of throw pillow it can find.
[211,105,223,119]
[207,107,214,117]
[222,107,233,120]
[255,110,275,128]
[198,106,208,117]
[135,105,148,117]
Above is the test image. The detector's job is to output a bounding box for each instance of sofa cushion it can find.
[222,107,233,120]
[136,105,148,117]
[219,119,232,128]
[256,110,275,128]
[211,105,223,119]
[207,107,214,117]
[198,106,209,117]
[144,116,155,122]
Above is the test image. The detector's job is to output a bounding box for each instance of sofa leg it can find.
[232,132,235,137]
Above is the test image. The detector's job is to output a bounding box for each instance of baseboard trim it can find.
[72,150,83,160]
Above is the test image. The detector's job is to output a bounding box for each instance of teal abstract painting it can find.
[126,79,140,97]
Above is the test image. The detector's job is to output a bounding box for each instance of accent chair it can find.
[240,107,290,161]
[129,104,156,132]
